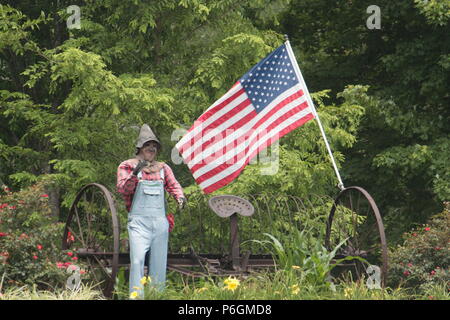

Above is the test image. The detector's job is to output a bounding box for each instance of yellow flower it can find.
[370,290,383,299]
[344,287,353,298]
[132,286,141,291]
[291,284,300,295]
[292,265,301,270]
[223,277,240,291]
[129,291,139,299]
[140,276,150,286]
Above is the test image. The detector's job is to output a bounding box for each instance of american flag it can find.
[176,42,315,194]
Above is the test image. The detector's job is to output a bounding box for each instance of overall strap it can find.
[160,167,164,181]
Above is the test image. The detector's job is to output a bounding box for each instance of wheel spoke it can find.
[74,206,87,248]
[87,257,101,283]
[91,254,113,281]
[83,192,93,246]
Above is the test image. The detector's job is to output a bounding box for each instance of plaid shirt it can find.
[117,159,184,212]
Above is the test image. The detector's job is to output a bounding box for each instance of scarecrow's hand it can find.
[177,197,187,210]
[132,160,148,176]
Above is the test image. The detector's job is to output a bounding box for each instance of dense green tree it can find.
[0,0,300,218]
[1,0,447,245]
[281,0,450,240]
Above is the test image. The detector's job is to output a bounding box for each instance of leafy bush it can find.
[0,183,89,291]
[388,202,449,292]
[0,182,53,231]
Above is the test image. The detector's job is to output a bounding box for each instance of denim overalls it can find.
[128,168,168,296]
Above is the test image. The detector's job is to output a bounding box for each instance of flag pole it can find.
[284,35,345,190]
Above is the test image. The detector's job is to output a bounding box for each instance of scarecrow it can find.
[117,124,186,296]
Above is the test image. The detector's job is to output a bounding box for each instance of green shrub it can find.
[0,183,90,291]
[388,202,449,293]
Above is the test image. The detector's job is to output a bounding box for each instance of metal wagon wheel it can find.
[325,186,388,287]
[62,183,120,298]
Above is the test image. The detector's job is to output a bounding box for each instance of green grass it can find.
[113,269,449,301]
[1,270,448,300]
[0,283,105,300]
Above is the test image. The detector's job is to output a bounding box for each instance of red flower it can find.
[56,262,64,269]
[8,206,16,210]
[67,251,73,257]
[72,256,78,261]
[407,263,413,268]
[412,233,417,237]
[0,232,8,237]
[19,233,28,240]
[435,247,441,251]
[403,270,410,276]
[430,270,436,276]
[63,262,72,267]
[424,227,430,231]
[32,255,38,260]
[40,194,49,198]
[37,244,43,250]
[80,270,86,275]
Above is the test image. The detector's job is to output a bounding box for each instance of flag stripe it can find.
[188,88,305,170]
[182,100,254,162]
[184,104,257,163]
[194,100,311,185]
[178,91,248,154]
[189,91,307,177]
[183,84,304,166]
[177,85,244,152]
[201,111,315,193]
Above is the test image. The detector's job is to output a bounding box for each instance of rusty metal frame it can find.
[63,184,388,298]
[325,186,388,287]
[62,183,120,298]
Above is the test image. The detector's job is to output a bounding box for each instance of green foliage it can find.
[0,183,74,289]
[414,0,450,26]
[388,202,450,292]
[0,224,70,290]
[0,0,449,300]
[251,228,367,291]
[0,182,98,291]
[282,0,450,242]
[112,266,450,300]
[167,192,336,256]
[0,283,105,300]
[0,181,52,230]
[219,86,365,197]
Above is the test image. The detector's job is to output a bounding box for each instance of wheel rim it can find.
[325,186,388,287]
[62,183,120,298]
